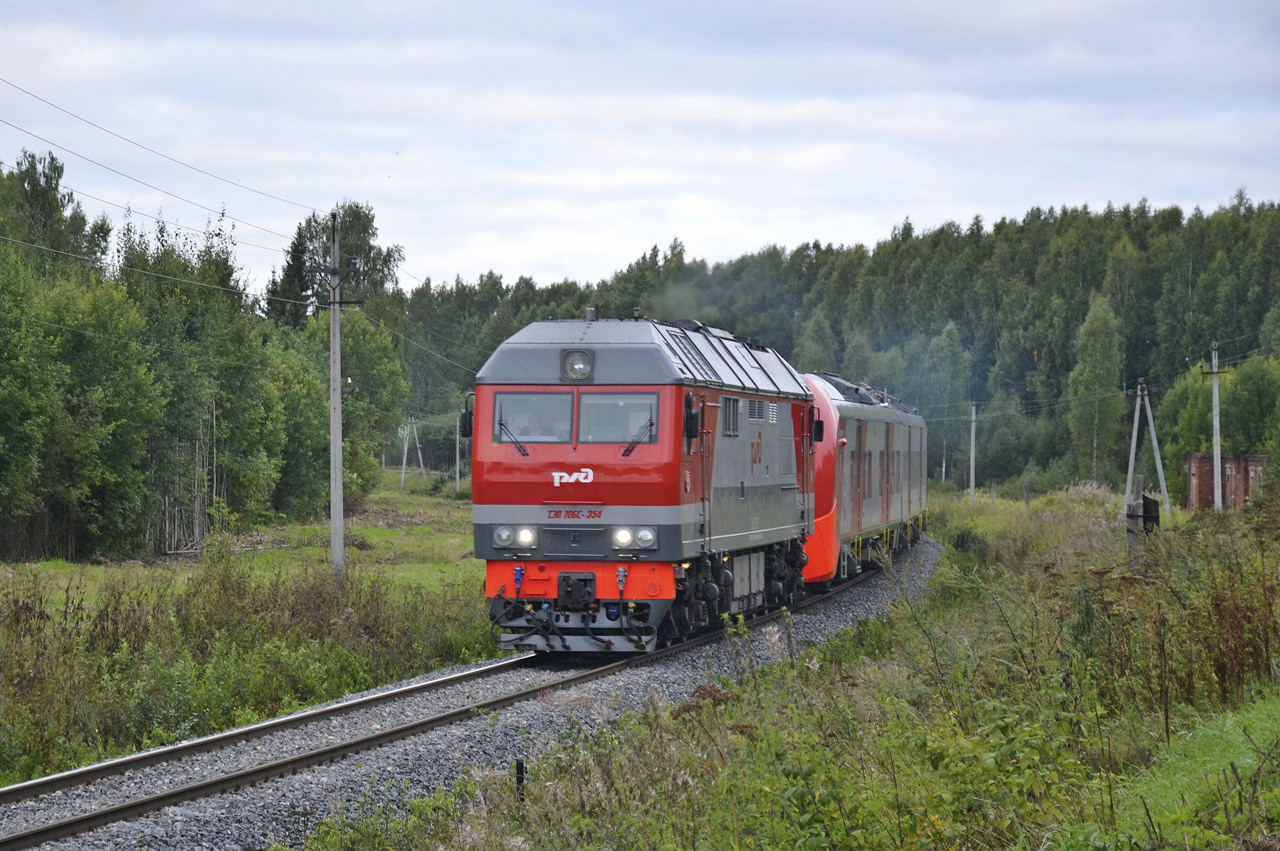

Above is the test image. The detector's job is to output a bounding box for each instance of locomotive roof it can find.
[476,318,811,398]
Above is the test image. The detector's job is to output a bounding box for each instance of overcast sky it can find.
[2,1,1277,297]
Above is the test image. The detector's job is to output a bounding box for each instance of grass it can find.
[0,473,495,786]
[1112,687,1280,841]
[282,481,1280,850]
[239,471,477,586]
[7,472,478,598]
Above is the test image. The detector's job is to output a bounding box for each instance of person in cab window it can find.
[521,413,545,436]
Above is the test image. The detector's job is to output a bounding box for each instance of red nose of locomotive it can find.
[474,382,681,651]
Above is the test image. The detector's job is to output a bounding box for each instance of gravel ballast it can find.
[17,537,941,850]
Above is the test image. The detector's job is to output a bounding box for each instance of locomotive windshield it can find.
[578,392,658,444]
[491,391,659,445]
[492,392,573,443]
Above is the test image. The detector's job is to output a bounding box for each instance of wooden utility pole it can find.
[399,414,428,488]
[1124,383,1143,503]
[1209,344,1224,511]
[1141,383,1171,514]
[969,402,976,504]
[413,419,427,476]
[328,213,344,581]
[1123,380,1171,514]
[399,421,411,489]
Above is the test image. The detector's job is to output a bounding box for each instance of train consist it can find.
[463,314,926,652]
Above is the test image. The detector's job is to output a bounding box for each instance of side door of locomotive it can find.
[680,389,712,553]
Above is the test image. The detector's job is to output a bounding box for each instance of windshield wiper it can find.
[621,412,654,457]
[498,409,529,456]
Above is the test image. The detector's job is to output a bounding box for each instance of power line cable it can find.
[350,308,479,375]
[921,333,1280,426]
[0,117,292,240]
[361,301,491,357]
[0,114,473,349]
[415,324,492,356]
[0,75,317,213]
[1209,325,1265,351]
[2,232,476,376]
[0,234,309,307]
[924,386,1131,424]
[0,307,277,374]
[910,323,1280,422]
[63,182,286,255]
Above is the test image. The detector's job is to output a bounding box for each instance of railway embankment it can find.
[287,484,1280,851]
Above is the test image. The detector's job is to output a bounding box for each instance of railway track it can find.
[0,563,884,851]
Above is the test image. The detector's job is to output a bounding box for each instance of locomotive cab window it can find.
[493,392,573,443]
[577,392,659,444]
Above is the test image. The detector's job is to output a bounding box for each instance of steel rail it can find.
[0,555,893,851]
[0,655,628,851]
[0,654,532,808]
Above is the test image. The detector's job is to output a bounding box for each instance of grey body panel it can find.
[476,318,810,398]
[729,551,767,613]
[706,397,807,552]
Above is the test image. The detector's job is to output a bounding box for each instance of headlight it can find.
[635,527,656,548]
[562,350,593,381]
[612,527,634,548]
[493,526,515,547]
[515,526,537,548]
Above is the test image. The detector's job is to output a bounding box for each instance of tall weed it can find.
[0,528,494,784]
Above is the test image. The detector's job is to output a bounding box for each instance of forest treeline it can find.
[2,149,1279,558]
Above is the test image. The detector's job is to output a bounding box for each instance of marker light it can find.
[612,527,634,548]
[635,527,656,548]
[515,526,537,548]
[493,526,515,547]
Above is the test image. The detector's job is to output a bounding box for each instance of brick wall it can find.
[1184,453,1267,510]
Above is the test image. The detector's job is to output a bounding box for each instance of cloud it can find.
[0,0,1276,294]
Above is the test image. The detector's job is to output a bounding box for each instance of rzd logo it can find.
[552,468,595,487]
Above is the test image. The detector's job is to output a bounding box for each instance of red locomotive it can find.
[463,314,926,652]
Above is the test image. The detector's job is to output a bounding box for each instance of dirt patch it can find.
[229,530,293,553]
[348,508,434,529]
